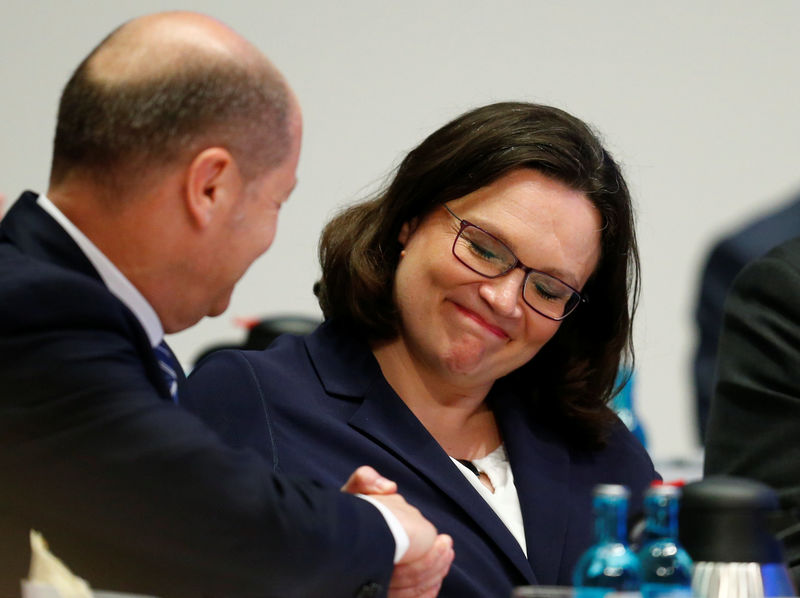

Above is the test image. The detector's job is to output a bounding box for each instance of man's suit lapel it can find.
[2,191,178,403]
[307,321,537,584]
[494,389,572,584]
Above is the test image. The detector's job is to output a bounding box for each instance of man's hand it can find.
[388,534,453,598]
[342,466,454,597]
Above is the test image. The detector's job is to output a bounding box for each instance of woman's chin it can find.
[442,341,491,378]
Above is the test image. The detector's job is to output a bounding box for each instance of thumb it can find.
[341,465,398,495]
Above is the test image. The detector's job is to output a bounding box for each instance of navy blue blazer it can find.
[185,320,659,598]
[0,192,395,598]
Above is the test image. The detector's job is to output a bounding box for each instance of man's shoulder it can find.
[764,235,800,268]
[732,235,800,295]
[0,242,123,330]
[1,241,102,293]
[705,201,800,278]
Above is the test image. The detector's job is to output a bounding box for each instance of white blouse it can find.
[450,444,527,556]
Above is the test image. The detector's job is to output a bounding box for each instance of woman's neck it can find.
[372,338,501,459]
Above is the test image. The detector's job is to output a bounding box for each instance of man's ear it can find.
[184,147,242,228]
[398,217,420,246]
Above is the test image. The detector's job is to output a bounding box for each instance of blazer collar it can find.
[305,319,381,397]
[0,191,100,281]
[305,320,574,584]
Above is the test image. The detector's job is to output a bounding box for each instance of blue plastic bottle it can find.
[610,368,647,448]
[573,484,642,598]
[637,484,693,598]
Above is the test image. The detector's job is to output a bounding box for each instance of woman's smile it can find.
[451,301,509,341]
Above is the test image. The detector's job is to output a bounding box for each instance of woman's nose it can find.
[478,269,525,318]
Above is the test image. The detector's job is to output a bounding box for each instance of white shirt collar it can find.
[38,194,164,348]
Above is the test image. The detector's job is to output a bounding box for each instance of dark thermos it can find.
[679,476,796,598]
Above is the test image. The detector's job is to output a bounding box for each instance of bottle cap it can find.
[593,484,630,498]
[646,484,681,498]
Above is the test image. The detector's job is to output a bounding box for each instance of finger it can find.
[390,534,453,591]
[388,551,450,598]
[376,494,437,562]
[341,465,398,495]
[392,552,451,595]
[388,581,442,598]
[341,465,375,492]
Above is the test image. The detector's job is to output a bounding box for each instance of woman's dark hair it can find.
[316,102,639,449]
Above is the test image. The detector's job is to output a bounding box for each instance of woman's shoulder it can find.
[188,332,314,397]
[581,417,658,485]
[186,319,376,412]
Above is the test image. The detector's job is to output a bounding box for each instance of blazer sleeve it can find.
[704,240,800,586]
[0,269,394,598]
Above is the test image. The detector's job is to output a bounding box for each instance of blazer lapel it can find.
[307,322,536,583]
[2,192,175,403]
[494,389,571,584]
[349,381,537,584]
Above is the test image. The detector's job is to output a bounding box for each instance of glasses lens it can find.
[524,272,581,319]
[454,225,515,276]
[452,220,582,320]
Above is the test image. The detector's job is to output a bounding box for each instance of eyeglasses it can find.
[443,204,586,321]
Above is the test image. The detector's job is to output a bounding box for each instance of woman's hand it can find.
[341,465,398,495]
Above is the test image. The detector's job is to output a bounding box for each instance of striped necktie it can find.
[154,340,179,403]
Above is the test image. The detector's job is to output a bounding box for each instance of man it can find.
[704,235,800,587]
[692,192,800,442]
[0,12,452,597]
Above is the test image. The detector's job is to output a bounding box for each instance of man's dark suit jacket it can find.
[693,194,800,442]
[184,320,659,598]
[704,235,800,587]
[0,192,394,598]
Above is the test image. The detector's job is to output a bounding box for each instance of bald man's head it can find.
[50,12,294,195]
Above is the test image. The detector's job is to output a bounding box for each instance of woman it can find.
[185,102,658,597]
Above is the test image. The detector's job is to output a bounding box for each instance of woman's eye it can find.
[534,280,566,302]
[468,239,498,261]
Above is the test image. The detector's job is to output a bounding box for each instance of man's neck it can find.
[38,193,165,347]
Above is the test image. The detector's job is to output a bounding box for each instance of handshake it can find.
[342,466,455,598]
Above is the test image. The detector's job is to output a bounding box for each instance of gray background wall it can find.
[2,1,799,462]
